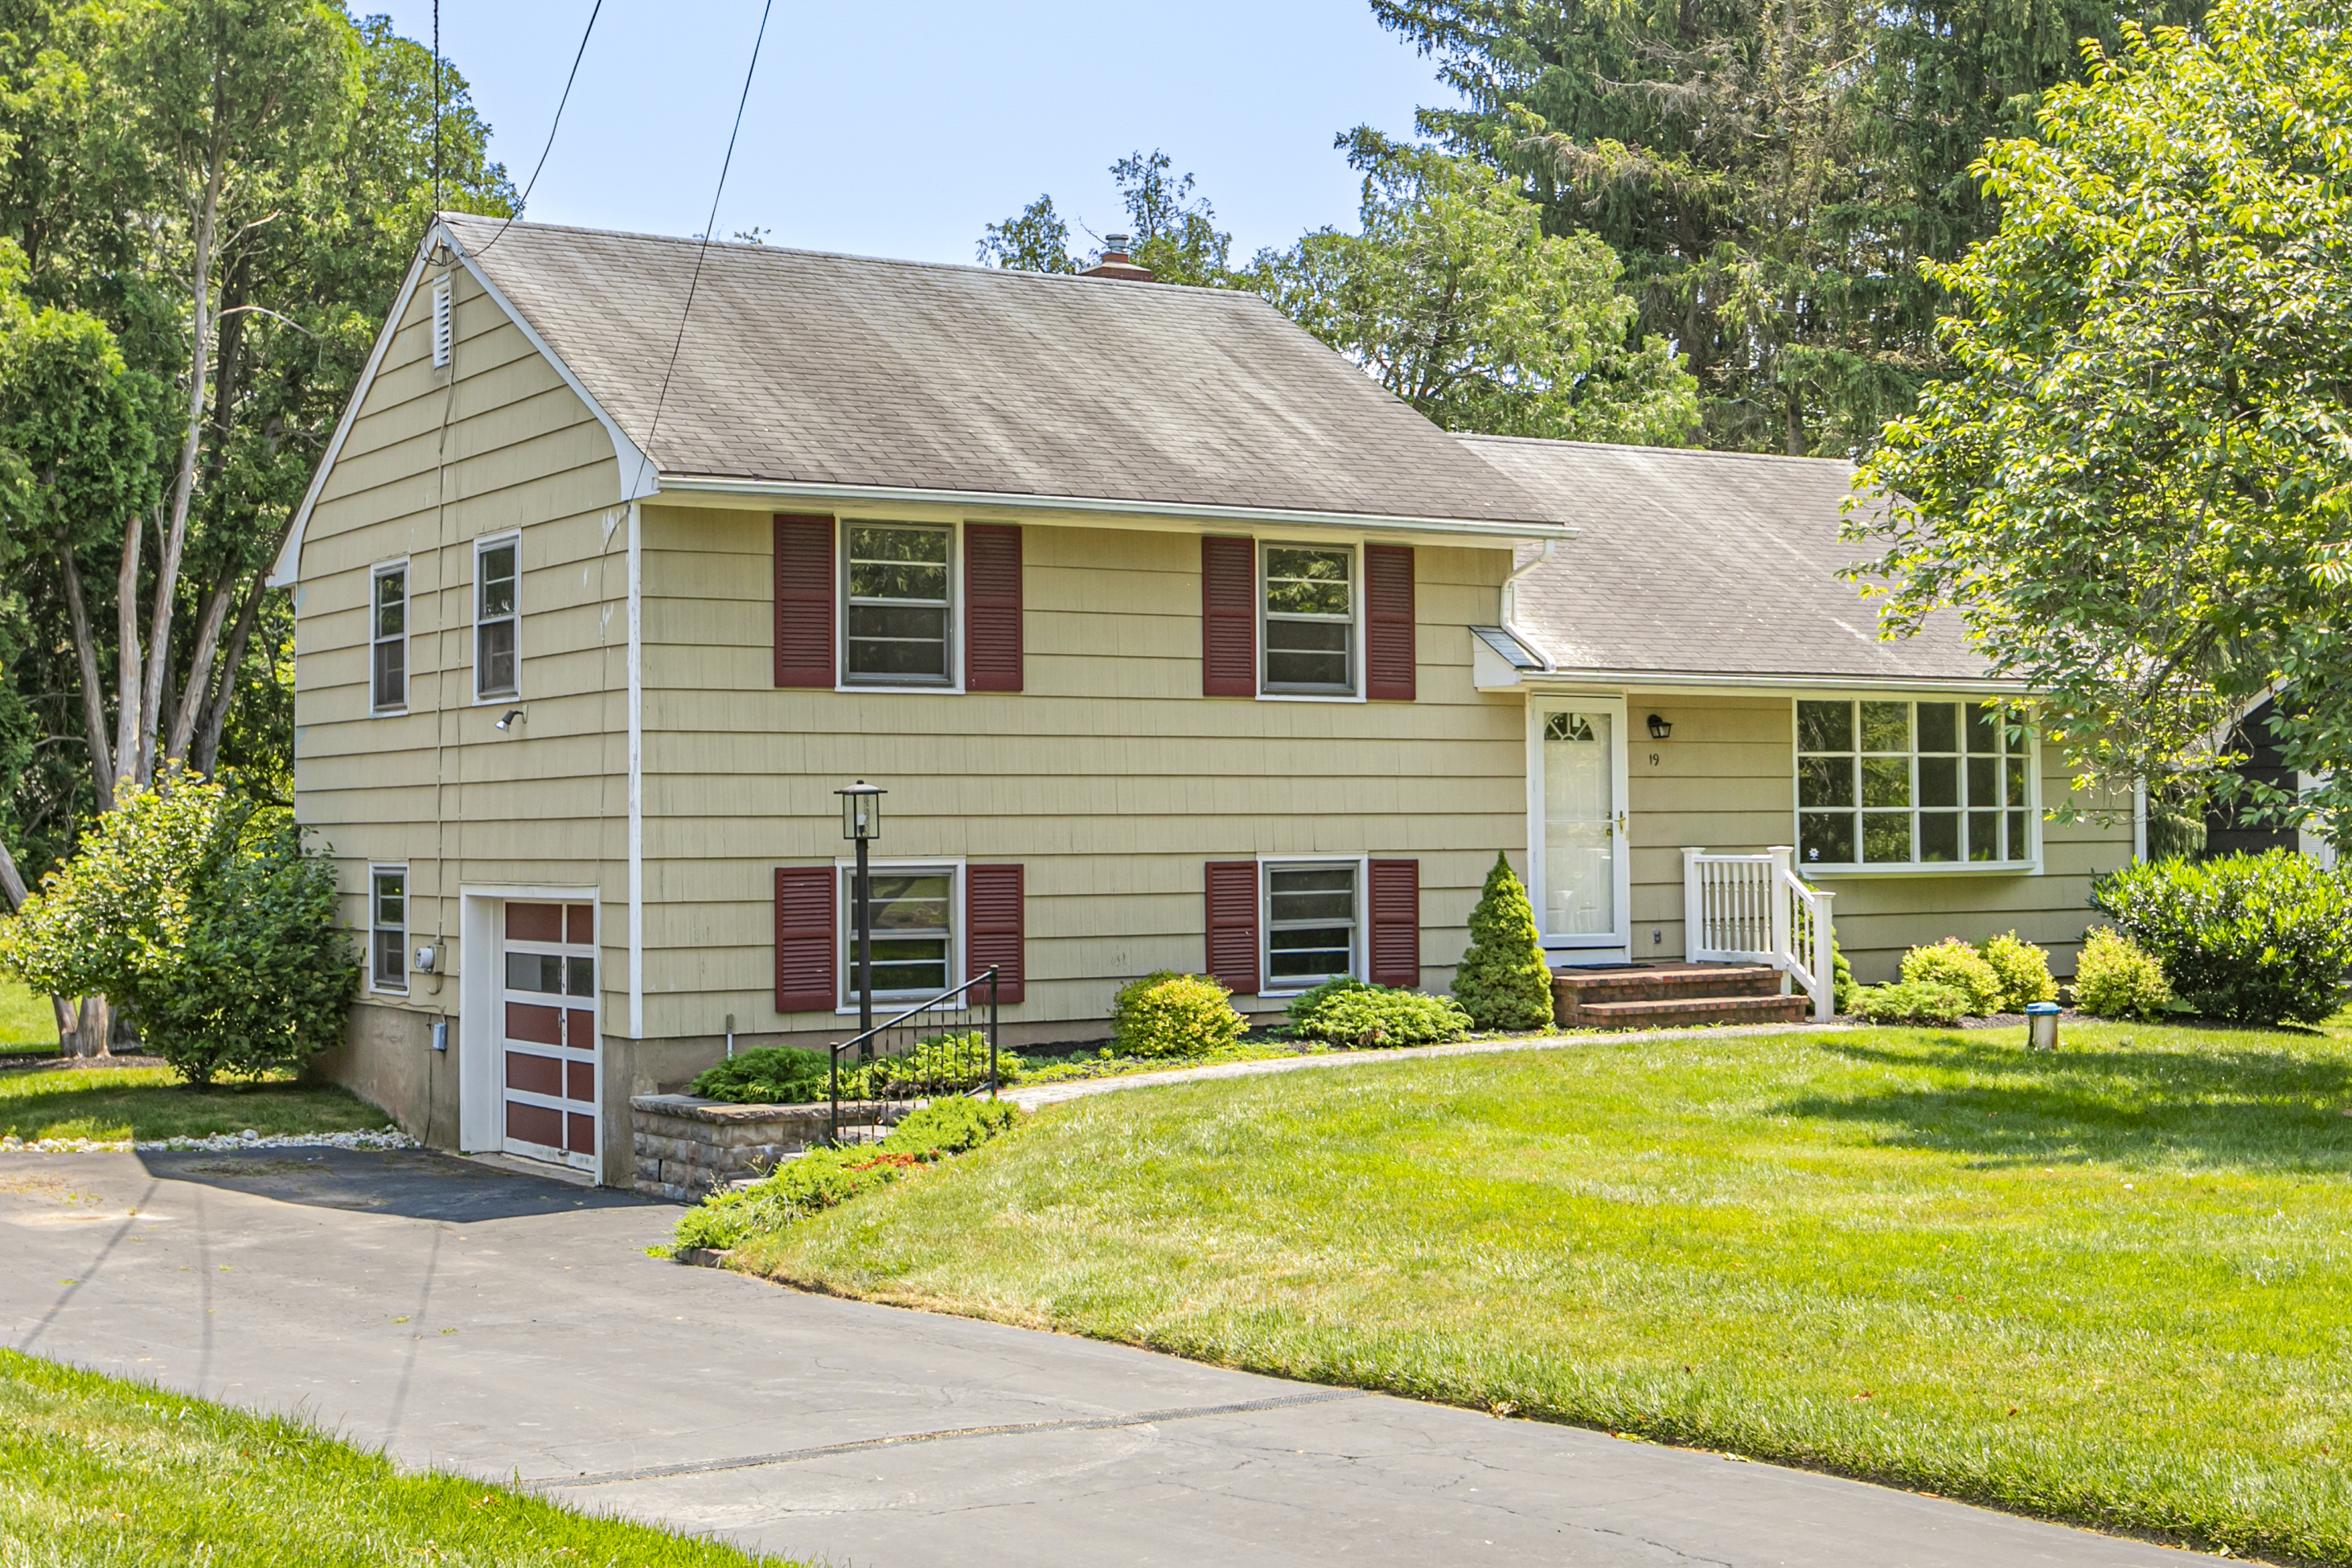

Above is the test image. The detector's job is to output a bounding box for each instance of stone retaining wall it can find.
[630,1094,909,1201]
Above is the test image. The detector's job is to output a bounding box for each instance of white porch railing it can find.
[1681,846,1837,1023]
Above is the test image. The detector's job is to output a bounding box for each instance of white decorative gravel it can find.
[0,1127,420,1155]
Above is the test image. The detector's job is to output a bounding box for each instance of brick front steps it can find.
[1552,963,1808,1030]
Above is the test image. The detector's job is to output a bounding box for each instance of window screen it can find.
[475,539,518,698]
[842,868,954,998]
[844,523,952,684]
[1798,699,2032,867]
[1266,863,1357,987]
[1262,544,1354,694]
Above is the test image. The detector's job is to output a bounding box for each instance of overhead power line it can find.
[470,0,606,255]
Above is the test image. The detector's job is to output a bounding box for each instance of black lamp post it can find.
[836,782,885,1036]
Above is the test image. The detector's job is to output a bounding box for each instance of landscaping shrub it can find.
[1847,979,1972,1026]
[0,774,357,1085]
[1109,971,1246,1058]
[669,1096,1019,1251]
[689,1046,831,1105]
[1831,934,1857,1013]
[1287,978,1470,1048]
[2091,850,2352,1024]
[1451,851,1554,1031]
[846,1032,1023,1098]
[1897,938,2005,1016]
[1979,930,2059,1012]
[2072,927,2173,1020]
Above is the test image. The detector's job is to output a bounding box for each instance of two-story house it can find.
[276,215,2136,1184]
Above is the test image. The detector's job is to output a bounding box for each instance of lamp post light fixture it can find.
[835,782,886,1036]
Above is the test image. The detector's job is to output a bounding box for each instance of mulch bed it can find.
[0,1052,167,1073]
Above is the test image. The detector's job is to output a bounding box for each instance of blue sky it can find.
[368,1,1459,266]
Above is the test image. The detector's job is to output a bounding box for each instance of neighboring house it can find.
[277,216,2136,1184]
[2205,695,2338,866]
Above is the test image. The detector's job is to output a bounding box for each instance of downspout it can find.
[1502,539,1560,672]
[626,499,644,1041]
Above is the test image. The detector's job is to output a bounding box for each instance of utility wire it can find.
[634,0,775,491]
[469,0,605,255]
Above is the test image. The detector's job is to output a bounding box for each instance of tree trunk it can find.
[57,548,116,812]
[68,995,112,1060]
[194,572,268,778]
[164,574,237,766]
[113,514,143,800]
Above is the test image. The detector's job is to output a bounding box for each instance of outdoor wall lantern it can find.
[1647,713,1673,741]
[835,781,887,1034]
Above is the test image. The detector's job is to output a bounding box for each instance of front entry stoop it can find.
[1553,962,1808,1030]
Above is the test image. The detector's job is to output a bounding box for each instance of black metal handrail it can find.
[828,967,999,1145]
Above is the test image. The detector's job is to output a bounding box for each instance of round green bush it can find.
[1849,979,1972,1026]
[690,1045,833,1104]
[1288,978,1470,1047]
[1110,971,1247,1057]
[1979,930,2059,1013]
[2091,850,2352,1024]
[2072,927,2173,1020]
[1898,938,2005,1016]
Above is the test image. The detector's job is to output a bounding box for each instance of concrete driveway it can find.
[1,1147,2215,1567]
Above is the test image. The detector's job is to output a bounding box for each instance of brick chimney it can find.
[1082,232,1154,281]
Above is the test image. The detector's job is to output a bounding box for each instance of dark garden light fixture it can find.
[836,781,885,1034]
[1647,713,1673,741]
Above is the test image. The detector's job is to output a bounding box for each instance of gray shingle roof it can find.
[442,215,1556,527]
[1460,437,1993,684]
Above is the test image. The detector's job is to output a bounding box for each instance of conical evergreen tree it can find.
[1451,852,1555,1031]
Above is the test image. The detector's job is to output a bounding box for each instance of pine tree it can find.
[1451,852,1555,1031]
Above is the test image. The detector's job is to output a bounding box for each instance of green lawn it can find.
[0,977,60,1048]
[0,1348,798,1565]
[741,1016,2352,1562]
[0,1059,392,1144]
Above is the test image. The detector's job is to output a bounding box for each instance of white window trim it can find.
[431,275,452,368]
[1256,539,1366,704]
[835,517,965,695]
[832,857,965,1014]
[1255,853,1367,997]
[368,864,409,995]
[369,557,409,716]
[472,531,521,704]
[1791,695,2044,876]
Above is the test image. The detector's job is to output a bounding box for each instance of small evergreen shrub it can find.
[669,1097,1020,1252]
[2091,850,2352,1024]
[1898,938,2005,1016]
[1831,935,1857,1013]
[690,1045,831,1104]
[1849,979,1972,1026]
[1288,977,1470,1048]
[1979,930,2059,1013]
[1451,852,1554,1031]
[2072,927,2173,1020]
[1110,971,1246,1057]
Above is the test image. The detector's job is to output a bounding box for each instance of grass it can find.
[0,977,60,1049]
[0,1348,798,1566]
[0,1059,391,1144]
[739,1015,2352,1563]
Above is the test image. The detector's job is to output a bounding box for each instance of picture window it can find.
[1797,699,2033,868]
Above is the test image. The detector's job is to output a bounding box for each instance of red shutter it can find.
[965,864,1025,1004]
[1204,860,1260,995]
[774,866,836,1012]
[964,524,1024,692]
[1365,544,1415,702]
[1369,859,1421,989]
[1201,536,1256,696]
[774,514,835,688]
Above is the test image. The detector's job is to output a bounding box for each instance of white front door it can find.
[1531,697,1632,954]
[499,900,598,1171]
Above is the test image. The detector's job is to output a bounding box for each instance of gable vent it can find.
[431,276,452,367]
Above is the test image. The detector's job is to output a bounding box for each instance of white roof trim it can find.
[269,219,658,589]
[652,472,1577,543]
[1524,668,2030,694]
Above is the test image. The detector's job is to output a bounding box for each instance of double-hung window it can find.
[844,523,953,685]
[1262,543,1355,695]
[371,563,407,712]
[840,865,955,1000]
[1798,698,2034,868]
[1264,861,1358,988]
[474,536,518,699]
[370,868,408,991]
